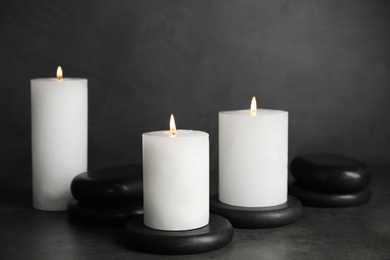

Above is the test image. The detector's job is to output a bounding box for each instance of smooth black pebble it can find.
[67,198,143,225]
[210,195,302,229]
[71,164,143,206]
[124,214,234,255]
[289,182,371,207]
[290,154,371,193]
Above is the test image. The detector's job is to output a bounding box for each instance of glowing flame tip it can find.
[56,66,63,80]
[169,114,177,137]
[250,96,257,115]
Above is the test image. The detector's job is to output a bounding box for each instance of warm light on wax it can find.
[142,115,209,230]
[219,96,288,207]
[170,114,177,137]
[250,96,257,115]
[31,67,87,211]
[56,66,63,80]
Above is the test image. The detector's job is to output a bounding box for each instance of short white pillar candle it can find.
[219,97,288,207]
[142,115,209,231]
[31,67,88,211]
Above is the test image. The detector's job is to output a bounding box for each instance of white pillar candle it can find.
[31,67,87,211]
[219,97,288,207]
[142,115,209,231]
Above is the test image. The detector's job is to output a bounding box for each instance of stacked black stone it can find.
[289,154,371,207]
[67,165,143,224]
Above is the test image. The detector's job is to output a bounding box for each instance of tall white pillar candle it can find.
[31,67,87,211]
[219,99,288,207]
[143,117,209,231]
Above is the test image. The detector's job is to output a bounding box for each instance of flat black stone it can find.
[289,182,371,207]
[71,164,143,206]
[290,153,371,193]
[210,195,302,229]
[67,198,143,225]
[124,214,234,255]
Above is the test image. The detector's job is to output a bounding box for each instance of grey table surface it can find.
[1,165,389,260]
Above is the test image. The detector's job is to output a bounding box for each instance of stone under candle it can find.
[142,116,209,231]
[219,99,288,207]
[31,67,87,211]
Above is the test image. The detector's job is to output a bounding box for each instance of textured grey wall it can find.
[1,1,390,190]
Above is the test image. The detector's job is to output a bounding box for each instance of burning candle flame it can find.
[250,96,257,115]
[56,66,63,80]
[169,114,177,137]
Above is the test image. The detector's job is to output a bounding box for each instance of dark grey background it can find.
[1,0,389,190]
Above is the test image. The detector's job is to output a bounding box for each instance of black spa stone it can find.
[71,164,143,206]
[124,214,234,255]
[67,198,143,225]
[290,154,371,193]
[289,182,371,207]
[210,195,302,229]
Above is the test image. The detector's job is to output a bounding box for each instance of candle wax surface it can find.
[143,129,209,231]
[31,77,87,211]
[144,129,206,137]
[219,108,288,207]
